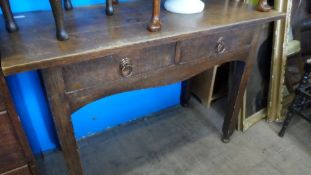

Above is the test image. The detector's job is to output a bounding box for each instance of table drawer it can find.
[0,112,25,173]
[179,28,255,62]
[62,43,176,92]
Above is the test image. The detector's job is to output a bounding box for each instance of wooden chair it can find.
[1,0,161,41]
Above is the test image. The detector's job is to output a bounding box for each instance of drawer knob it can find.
[120,58,133,77]
[216,37,226,54]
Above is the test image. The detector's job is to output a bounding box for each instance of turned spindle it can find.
[0,0,18,33]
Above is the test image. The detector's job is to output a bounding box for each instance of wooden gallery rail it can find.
[0,0,159,40]
[0,0,284,175]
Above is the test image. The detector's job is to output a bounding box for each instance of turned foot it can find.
[221,136,231,143]
[6,21,18,33]
[106,0,114,16]
[148,0,161,32]
[56,29,69,41]
[257,0,272,12]
[106,6,114,16]
[278,129,286,137]
[148,19,161,32]
[64,0,73,11]
[50,0,69,41]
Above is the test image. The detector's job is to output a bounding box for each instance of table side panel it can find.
[0,112,26,174]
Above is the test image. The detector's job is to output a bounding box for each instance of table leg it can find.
[42,68,83,175]
[181,80,192,107]
[0,0,18,32]
[106,0,114,16]
[49,0,69,41]
[63,0,73,11]
[148,0,161,32]
[222,27,261,143]
[221,61,248,143]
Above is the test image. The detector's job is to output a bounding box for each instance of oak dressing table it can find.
[0,0,284,174]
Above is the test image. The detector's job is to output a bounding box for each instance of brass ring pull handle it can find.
[216,37,226,54]
[120,58,133,77]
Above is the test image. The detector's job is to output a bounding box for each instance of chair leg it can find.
[279,60,311,137]
[106,0,114,16]
[278,93,306,137]
[279,109,296,137]
[147,0,161,32]
[49,0,69,41]
[63,0,73,11]
[0,0,18,33]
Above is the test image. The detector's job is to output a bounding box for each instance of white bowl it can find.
[164,0,205,14]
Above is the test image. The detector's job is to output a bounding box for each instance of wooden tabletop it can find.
[0,0,285,76]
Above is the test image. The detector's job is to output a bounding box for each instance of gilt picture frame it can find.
[267,0,292,122]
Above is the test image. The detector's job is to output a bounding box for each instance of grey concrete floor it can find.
[37,99,311,175]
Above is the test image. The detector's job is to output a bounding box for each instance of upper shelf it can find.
[0,0,285,76]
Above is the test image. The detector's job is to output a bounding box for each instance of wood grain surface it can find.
[0,0,284,75]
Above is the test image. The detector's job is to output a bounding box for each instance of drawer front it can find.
[179,28,254,62]
[0,166,32,175]
[63,43,176,92]
[0,112,25,173]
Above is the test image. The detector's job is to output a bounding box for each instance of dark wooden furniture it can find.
[279,59,311,137]
[0,0,284,174]
[0,70,36,174]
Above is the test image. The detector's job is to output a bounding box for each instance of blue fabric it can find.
[4,0,119,13]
